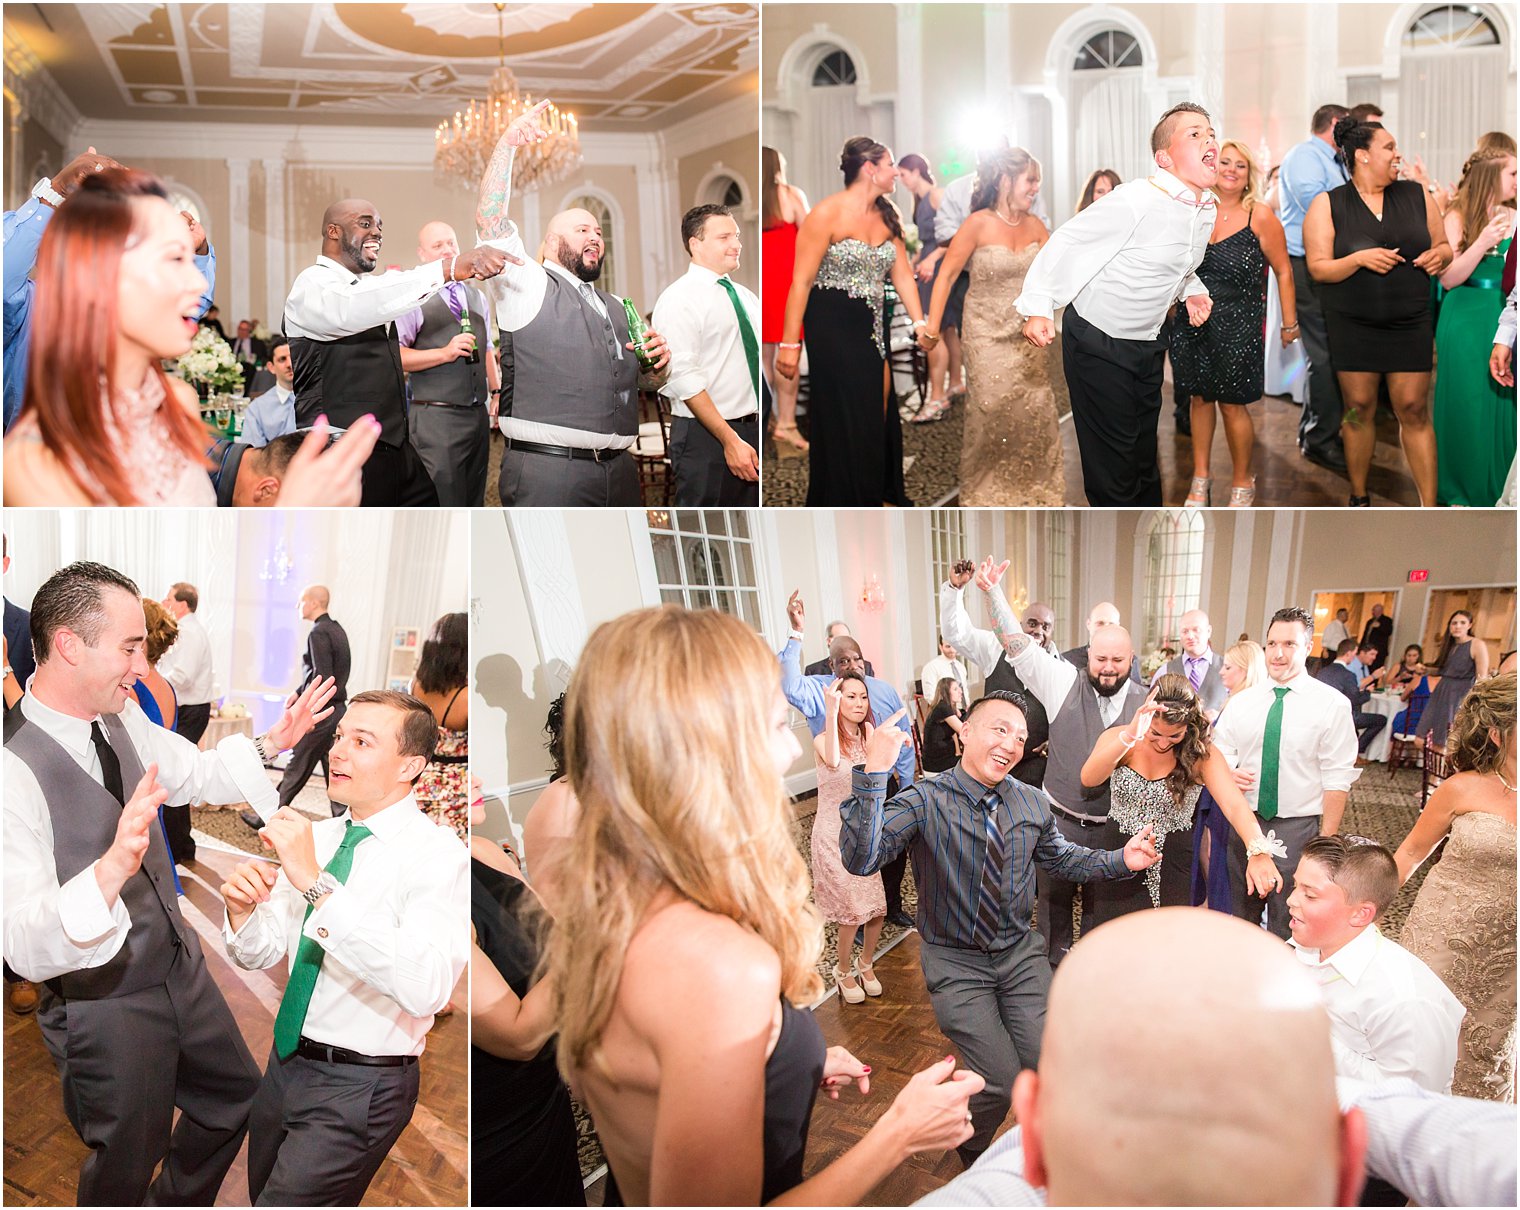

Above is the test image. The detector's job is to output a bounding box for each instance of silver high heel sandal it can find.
[1229,477,1256,508]
[1185,476,1212,507]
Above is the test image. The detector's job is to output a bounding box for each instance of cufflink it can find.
[316,927,329,939]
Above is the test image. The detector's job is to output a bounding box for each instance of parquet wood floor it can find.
[3,844,467,1207]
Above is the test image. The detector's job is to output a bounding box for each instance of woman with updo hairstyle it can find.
[776,136,929,506]
[131,597,180,730]
[921,146,1065,505]
[542,606,984,1203]
[1303,115,1452,506]
[1433,150,1516,505]
[1075,168,1122,214]
[1081,673,1282,911]
[1395,672,1516,1101]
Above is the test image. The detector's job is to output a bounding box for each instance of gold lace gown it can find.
[958,244,1067,506]
[1399,810,1517,1101]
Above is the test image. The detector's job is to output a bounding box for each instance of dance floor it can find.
[763,387,1421,508]
[2,789,469,1208]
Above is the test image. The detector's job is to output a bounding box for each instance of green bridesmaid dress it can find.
[1435,234,1515,506]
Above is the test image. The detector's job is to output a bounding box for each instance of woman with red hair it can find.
[3,169,379,506]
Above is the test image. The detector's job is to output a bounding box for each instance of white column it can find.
[505,511,588,680]
[226,156,250,324]
[1194,5,1226,132]
[1305,3,1340,115]
[896,5,923,156]
[1080,510,1118,613]
[635,148,678,306]
[264,157,286,322]
[985,6,1013,135]
[1226,513,1255,644]
[1264,510,1298,629]
[813,509,844,632]
[521,188,542,245]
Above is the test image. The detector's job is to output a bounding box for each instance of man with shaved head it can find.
[284,194,510,506]
[472,102,673,506]
[393,220,500,505]
[1153,607,1227,719]
[1061,600,1143,685]
[977,560,1152,966]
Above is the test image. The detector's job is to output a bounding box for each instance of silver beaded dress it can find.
[1109,764,1201,909]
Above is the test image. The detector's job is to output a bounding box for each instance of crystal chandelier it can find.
[434,2,581,194]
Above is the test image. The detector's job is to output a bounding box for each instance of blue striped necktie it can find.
[973,791,1006,949]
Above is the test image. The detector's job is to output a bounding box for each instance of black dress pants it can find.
[1062,305,1167,506]
[359,438,440,507]
[1290,255,1344,458]
[670,414,760,506]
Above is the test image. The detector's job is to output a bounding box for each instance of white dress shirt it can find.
[1322,618,1351,653]
[938,581,1060,680]
[474,223,636,452]
[934,173,977,244]
[1210,669,1360,817]
[154,610,215,706]
[1293,927,1465,1093]
[652,263,760,420]
[1014,167,1216,340]
[1495,284,1517,349]
[224,794,468,1057]
[919,653,968,699]
[283,254,447,343]
[4,692,276,983]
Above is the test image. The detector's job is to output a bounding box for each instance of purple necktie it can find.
[1188,657,1204,690]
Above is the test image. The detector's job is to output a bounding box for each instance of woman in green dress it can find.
[1435,153,1516,506]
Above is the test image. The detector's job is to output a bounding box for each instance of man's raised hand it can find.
[948,559,975,589]
[265,675,337,752]
[864,707,910,773]
[974,556,1011,592]
[787,589,806,633]
[505,99,555,148]
[95,764,167,905]
[1122,823,1160,871]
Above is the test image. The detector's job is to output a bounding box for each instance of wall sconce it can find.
[859,574,886,613]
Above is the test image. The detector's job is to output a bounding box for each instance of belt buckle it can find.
[591,446,610,463]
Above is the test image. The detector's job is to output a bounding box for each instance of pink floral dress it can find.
[811,734,886,926]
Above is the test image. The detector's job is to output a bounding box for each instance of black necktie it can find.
[91,721,125,806]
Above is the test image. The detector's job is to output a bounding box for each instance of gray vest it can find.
[408,287,489,406]
[1164,651,1228,716]
[506,272,639,436]
[1043,675,1147,817]
[6,711,198,999]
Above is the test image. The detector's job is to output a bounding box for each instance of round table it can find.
[1362,691,1404,763]
[198,715,254,751]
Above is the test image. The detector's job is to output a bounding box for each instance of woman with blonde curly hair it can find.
[1081,673,1281,910]
[1395,672,1516,1101]
[542,606,982,1204]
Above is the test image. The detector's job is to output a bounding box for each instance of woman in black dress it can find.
[1170,140,1297,508]
[920,676,966,774]
[1304,116,1452,506]
[775,137,930,506]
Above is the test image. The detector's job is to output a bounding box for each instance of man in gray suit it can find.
[1153,608,1228,720]
[473,100,672,507]
[2,561,337,1205]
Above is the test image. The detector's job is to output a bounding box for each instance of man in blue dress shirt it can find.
[839,690,1157,1169]
[3,149,217,433]
[779,591,915,927]
[1279,103,1351,473]
[240,338,297,448]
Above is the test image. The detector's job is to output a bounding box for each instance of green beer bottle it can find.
[621,298,657,371]
[457,304,480,365]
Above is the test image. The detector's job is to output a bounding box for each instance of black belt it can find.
[296,1038,418,1067]
[412,399,481,409]
[1050,802,1109,828]
[504,437,627,463]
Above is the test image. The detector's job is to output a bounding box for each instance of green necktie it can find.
[718,276,760,403]
[272,821,372,1059]
[1258,687,1290,821]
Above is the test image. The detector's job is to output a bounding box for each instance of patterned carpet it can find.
[572,763,1439,1189]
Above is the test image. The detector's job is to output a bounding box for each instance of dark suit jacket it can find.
[1061,645,1144,686]
[1316,661,1370,711]
[301,613,351,706]
[1360,615,1393,662]
[804,656,876,678]
[4,597,34,697]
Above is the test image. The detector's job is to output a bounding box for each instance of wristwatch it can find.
[302,871,339,906]
[252,733,275,763]
[31,176,64,208]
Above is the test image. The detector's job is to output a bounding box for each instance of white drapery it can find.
[1398,48,1509,185]
[1071,70,1150,189]
[801,84,870,210]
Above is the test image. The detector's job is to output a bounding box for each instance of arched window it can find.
[1073,30,1143,71]
[564,193,617,296]
[1399,4,1509,183]
[1067,28,1150,194]
[812,50,858,87]
[1141,510,1206,654]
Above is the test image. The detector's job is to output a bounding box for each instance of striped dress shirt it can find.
[839,764,1129,951]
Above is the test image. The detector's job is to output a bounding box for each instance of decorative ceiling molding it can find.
[3,24,84,146]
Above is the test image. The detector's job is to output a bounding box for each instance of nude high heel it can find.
[834,962,866,1004]
[856,961,883,997]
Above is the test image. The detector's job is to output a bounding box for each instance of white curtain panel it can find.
[1072,71,1150,188]
[1399,50,1509,186]
[803,85,870,212]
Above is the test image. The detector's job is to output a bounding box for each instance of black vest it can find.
[1043,676,1148,818]
[407,288,489,407]
[6,711,198,999]
[505,273,639,436]
[289,325,407,447]
[984,655,1050,788]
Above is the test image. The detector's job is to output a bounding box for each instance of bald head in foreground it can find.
[919,909,1367,1206]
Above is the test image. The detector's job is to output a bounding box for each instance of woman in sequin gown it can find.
[1082,674,1282,912]
[923,148,1065,505]
[1169,140,1297,508]
[1415,611,1490,748]
[1395,674,1517,1101]
[775,137,927,506]
[812,674,887,999]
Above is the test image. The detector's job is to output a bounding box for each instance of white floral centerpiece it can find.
[174,326,244,398]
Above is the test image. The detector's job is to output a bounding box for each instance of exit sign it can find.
[1408,569,1430,582]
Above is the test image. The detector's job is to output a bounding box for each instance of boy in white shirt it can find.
[1287,835,1464,1093]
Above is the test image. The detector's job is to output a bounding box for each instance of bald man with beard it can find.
[284,198,510,506]
[472,102,673,507]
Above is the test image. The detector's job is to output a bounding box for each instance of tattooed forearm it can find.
[982,584,1032,659]
[476,143,517,240]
